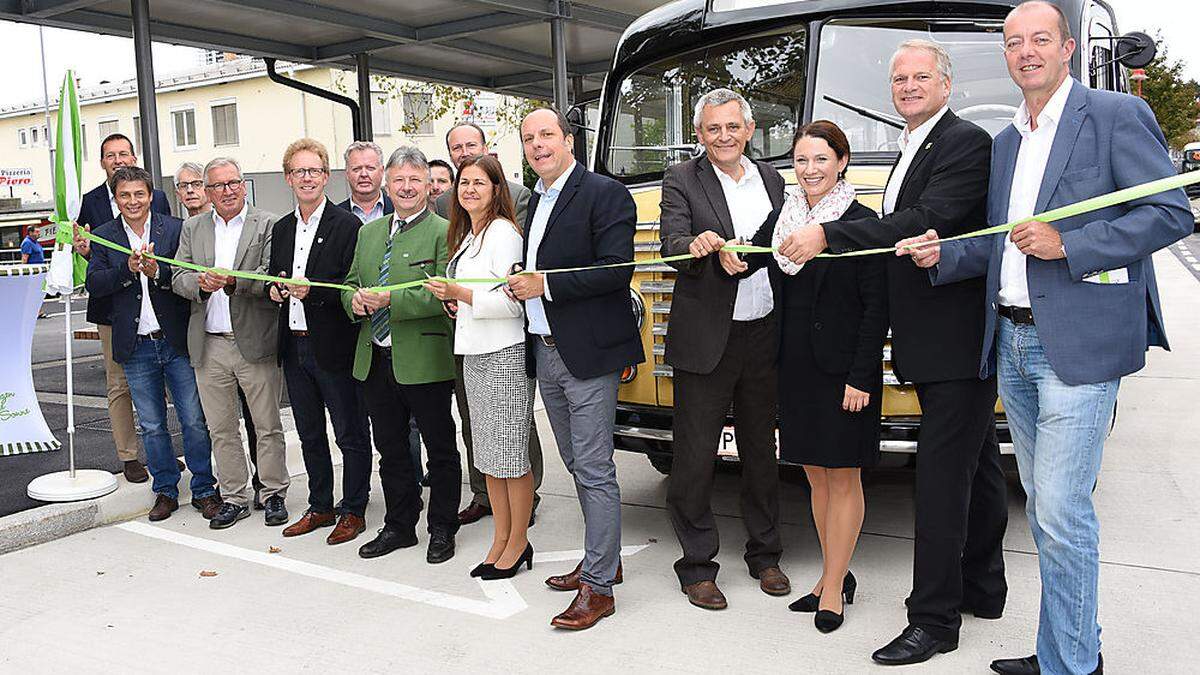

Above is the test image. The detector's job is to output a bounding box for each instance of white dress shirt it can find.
[289,198,326,331]
[999,76,1074,308]
[883,105,950,215]
[106,184,118,221]
[524,163,576,336]
[122,217,160,335]
[372,208,428,348]
[714,155,774,321]
[449,219,526,355]
[204,204,247,333]
[349,194,386,224]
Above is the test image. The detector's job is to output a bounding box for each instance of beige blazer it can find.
[171,205,279,365]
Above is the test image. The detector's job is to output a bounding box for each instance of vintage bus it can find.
[581,0,1150,473]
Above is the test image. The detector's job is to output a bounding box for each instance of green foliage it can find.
[1140,39,1200,150]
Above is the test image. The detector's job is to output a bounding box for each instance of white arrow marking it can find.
[116,521,527,620]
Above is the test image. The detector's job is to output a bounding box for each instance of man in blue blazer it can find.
[899,4,1193,673]
[72,133,171,483]
[85,166,219,522]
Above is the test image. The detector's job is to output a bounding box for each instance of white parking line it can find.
[116,521,528,620]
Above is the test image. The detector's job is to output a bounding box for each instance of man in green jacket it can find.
[342,146,460,564]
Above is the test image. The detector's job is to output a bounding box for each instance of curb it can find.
[0,475,154,555]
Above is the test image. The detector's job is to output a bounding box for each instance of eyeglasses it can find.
[206,179,245,192]
[288,167,327,179]
[176,180,204,191]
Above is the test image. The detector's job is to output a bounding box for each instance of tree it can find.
[1141,39,1200,150]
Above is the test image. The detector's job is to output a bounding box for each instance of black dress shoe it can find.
[872,626,958,666]
[479,543,534,580]
[990,653,1103,675]
[209,502,250,530]
[788,570,856,613]
[470,562,496,578]
[814,609,844,633]
[427,529,456,564]
[263,495,288,526]
[358,528,418,559]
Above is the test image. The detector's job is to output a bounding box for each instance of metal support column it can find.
[571,76,584,107]
[130,0,162,187]
[355,52,373,140]
[549,2,569,112]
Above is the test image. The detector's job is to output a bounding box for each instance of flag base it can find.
[27,470,118,502]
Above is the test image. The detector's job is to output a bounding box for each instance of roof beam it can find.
[60,9,315,61]
[416,11,541,41]
[355,56,491,90]
[465,1,635,32]
[206,0,418,43]
[21,0,105,18]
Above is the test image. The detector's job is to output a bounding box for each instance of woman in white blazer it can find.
[425,154,536,580]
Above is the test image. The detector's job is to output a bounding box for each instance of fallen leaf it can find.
[648,538,658,543]
[199,570,218,577]
[268,546,281,554]
[96,571,105,576]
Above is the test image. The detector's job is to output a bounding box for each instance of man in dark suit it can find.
[72,133,171,484]
[659,88,789,610]
[84,166,219,522]
[268,139,372,547]
[507,108,644,631]
[902,4,1193,673]
[779,40,1008,665]
[338,140,394,222]
[432,121,544,527]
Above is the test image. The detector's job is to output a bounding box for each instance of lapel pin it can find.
[317,237,323,244]
[925,142,932,150]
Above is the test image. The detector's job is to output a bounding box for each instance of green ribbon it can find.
[77,170,1200,292]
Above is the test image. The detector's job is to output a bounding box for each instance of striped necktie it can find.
[370,229,395,344]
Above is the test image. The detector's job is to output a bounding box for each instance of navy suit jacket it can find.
[522,162,644,379]
[84,212,191,364]
[337,193,393,220]
[934,80,1193,385]
[79,181,171,325]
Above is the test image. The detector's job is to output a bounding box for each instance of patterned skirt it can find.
[463,342,535,478]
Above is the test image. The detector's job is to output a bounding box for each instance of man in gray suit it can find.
[433,121,543,527]
[172,157,288,531]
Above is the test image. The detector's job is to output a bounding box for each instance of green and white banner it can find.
[0,265,61,456]
[46,69,85,295]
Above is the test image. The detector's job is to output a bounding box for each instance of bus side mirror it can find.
[1115,31,1156,69]
[566,104,593,165]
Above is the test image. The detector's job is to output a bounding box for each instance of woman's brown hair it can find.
[791,120,852,179]
[447,154,519,256]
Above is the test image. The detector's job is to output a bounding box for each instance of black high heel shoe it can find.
[788,570,857,612]
[815,608,844,633]
[470,562,496,578]
[480,543,534,580]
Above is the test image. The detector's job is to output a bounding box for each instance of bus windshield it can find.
[813,18,1020,156]
[605,27,807,180]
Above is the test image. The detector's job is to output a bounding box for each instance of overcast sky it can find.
[0,0,1196,108]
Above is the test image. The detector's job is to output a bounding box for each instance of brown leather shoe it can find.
[191,495,222,520]
[550,583,615,630]
[147,494,178,522]
[327,513,367,545]
[682,580,728,610]
[123,460,149,483]
[754,566,792,596]
[545,561,624,591]
[282,510,336,537]
[457,502,492,525]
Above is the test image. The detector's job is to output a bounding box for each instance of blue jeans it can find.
[997,318,1118,675]
[123,335,217,501]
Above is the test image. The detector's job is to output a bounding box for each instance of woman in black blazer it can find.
[712,121,888,633]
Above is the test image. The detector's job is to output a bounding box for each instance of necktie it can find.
[370,227,395,343]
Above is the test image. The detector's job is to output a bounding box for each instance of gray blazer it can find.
[171,205,280,366]
[434,179,530,226]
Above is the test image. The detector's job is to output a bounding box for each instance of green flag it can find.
[46,70,85,293]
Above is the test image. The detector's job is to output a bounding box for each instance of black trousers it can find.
[667,315,782,586]
[907,375,1008,641]
[362,346,460,537]
[282,334,372,516]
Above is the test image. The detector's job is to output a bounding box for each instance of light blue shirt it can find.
[348,194,385,224]
[523,162,576,336]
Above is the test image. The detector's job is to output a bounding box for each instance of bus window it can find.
[1087,10,1116,91]
[606,27,807,180]
[812,18,1020,157]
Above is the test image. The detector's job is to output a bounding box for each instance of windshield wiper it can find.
[822,95,905,130]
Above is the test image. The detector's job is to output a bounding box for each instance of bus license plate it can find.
[716,426,780,459]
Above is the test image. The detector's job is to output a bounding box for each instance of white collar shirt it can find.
[523,162,576,336]
[714,155,774,321]
[349,194,385,224]
[999,76,1074,308]
[204,204,248,333]
[289,197,326,331]
[106,184,118,222]
[122,216,161,335]
[883,105,949,215]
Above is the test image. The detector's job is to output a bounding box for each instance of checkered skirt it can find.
[463,342,535,478]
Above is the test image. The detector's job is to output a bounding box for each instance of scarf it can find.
[771,179,856,275]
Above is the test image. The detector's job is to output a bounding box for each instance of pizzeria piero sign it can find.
[0,168,33,186]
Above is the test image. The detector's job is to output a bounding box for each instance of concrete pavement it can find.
[1,249,1198,672]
